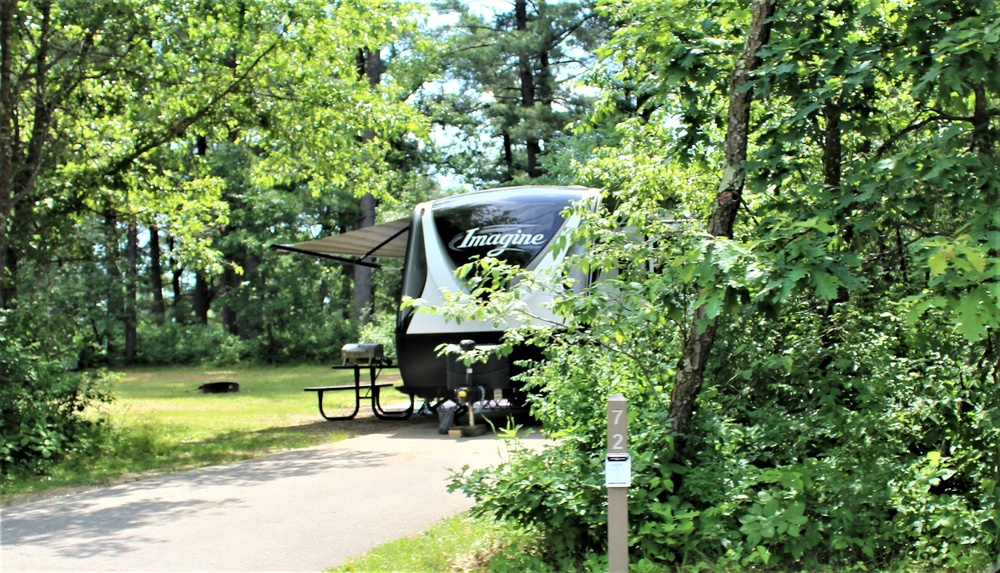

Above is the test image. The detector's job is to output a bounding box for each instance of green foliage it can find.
[247,0,427,199]
[448,0,1000,563]
[358,311,399,360]
[454,437,606,558]
[0,0,429,369]
[451,223,999,570]
[134,322,247,366]
[687,306,1000,569]
[421,0,608,185]
[2,1,997,569]
[0,312,115,476]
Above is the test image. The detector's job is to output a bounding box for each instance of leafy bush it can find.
[135,317,355,366]
[0,312,115,477]
[358,311,398,360]
[135,321,248,365]
[445,187,998,570]
[453,304,999,570]
[696,303,1000,569]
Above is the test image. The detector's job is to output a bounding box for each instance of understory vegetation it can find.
[453,288,998,570]
[0,312,115,479]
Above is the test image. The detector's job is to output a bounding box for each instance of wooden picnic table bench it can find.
[304,362,414,421]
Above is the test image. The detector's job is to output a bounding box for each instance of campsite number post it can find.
[606,394,629,572]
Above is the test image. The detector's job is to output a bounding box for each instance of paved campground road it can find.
[1,417,538,572]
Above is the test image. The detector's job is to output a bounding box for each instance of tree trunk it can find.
[103,211,123,357]
[971,83,994,158]
[819,100,848,375]
[352,47,381,325]
[353,191,376,323]
[526,140,542,178]
[167,235,183,316]
[193,272,211,324]
[534,12,553,178]
[502,132,514,182]
[220,264,238,334]
[668,0,777,434]
[537,45,552,106]
[237,253,262,340]
[0,0,14,309]
[971,83,997,260]
[4,0,53,309]
[823,102,842,191]
[515,0,541,178]
[124,222,138,361]
[149,225,166,321]
[0,241,14,309]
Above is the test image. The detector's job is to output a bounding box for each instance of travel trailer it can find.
[273,185,601,411]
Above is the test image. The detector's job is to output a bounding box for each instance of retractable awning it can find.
[270,218,410,269]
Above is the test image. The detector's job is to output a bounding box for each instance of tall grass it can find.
[1,364,408,502]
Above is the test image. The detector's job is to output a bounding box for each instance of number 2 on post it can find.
[611,433,625,451]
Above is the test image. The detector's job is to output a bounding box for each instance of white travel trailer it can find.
[273,185,601,411]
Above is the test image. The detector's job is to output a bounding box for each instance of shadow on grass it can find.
[111,415,436,475]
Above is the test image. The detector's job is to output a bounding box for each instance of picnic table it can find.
[304,362,414,421]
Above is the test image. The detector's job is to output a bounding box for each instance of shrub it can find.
[135,321,248,366]
[0,312,115,477]
[445,239,999,570]
[358,311,398,360]
[451,304,1000,571]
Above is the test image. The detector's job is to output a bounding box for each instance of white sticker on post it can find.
[605,454,631,488]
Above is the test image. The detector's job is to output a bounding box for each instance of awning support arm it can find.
[269,244,383,269]
[359,224,409,261]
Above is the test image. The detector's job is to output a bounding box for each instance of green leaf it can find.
[965,249,987,273]
[812,271,840,300]
[956,302,988,342]
[928,247,953,276]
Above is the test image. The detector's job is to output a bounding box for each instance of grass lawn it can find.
[1,363,412,503]
[330,514,546,573]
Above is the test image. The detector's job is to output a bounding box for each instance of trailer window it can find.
[433,191,575,270]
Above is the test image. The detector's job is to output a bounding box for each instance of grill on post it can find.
[341,343,385,366]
